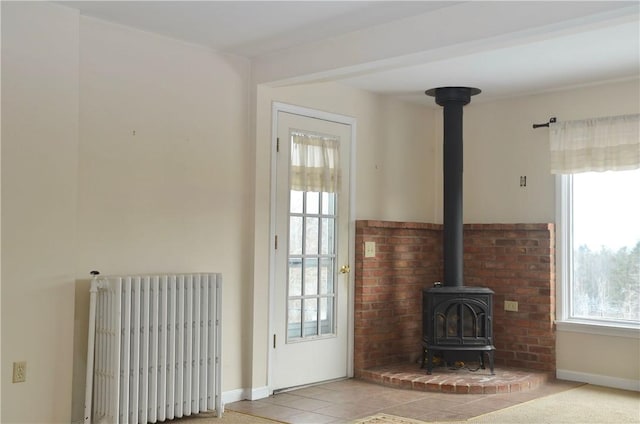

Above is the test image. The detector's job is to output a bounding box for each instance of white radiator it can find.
[84,273,222,424]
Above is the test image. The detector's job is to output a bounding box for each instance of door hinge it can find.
[273,334,276,348]
[276,137,280,153]
[275,235,278,249]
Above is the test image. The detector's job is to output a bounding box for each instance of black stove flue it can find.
[422,87,495,375]
[425,87,480,287]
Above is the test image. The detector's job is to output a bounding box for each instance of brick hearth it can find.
[358,362,550,394]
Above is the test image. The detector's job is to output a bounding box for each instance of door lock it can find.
[339,265,351,274]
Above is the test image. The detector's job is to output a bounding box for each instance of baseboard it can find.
[249,386,270,400]
[557,369,640,392]
[221,386,270,404]
[222,388,249,404]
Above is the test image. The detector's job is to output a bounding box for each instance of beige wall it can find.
[250,83,436,389]
[458,80,640,224]
[2,3,253,422]
[1,3,80,422]
[557,329,640,385]
[71,16,252,422]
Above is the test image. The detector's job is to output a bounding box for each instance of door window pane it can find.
[319,258,334,295]
[304,258,318,296]
[321,192,335,215]
[290,190,303,214]
[288,299,302,338]
[288,258,302,297]
[321,218,334,255]
[305,217,319,255]
[306,192,320,214]
[303,298,319,337]
[320,297,334,335]
[289,216,302,255]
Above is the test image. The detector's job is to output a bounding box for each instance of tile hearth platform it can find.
[359,362,550,395]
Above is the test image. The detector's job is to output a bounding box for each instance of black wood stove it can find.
[421,87,495,375]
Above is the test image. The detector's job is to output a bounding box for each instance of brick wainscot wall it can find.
[354,220,555,377]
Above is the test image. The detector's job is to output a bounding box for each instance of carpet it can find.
[466,384,640,423]
[354,385,640,424]
[352,413,429,423]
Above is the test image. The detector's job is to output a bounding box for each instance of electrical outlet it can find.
[504,300,519,312]
[13,361,26,383]
[364,241,376,258]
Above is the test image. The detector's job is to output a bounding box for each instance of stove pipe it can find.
[425,87,480,287]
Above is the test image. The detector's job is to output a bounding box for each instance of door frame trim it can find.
[268,102,356,393]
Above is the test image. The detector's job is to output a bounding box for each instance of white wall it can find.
[1,3,79,422]
[250,82,435,390]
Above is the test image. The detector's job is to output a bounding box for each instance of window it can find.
[552,113,640,332]
[557,169,640,328]
[286,131,340,340]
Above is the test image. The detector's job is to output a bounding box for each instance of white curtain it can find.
[550,113,640,174]
[290,130,341,193]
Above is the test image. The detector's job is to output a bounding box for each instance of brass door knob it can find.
[339,265,351,274]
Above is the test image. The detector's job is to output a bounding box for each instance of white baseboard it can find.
[249,386,270,400]
[221,386,270,404]
[221,388,249,404]
[557,369,640,392]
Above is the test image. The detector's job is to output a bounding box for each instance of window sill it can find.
[556,320,640,339]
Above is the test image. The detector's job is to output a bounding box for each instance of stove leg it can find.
[487,350,495,375]
[426,349,434,375]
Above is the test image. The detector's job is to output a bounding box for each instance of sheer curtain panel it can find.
[550,114,640,174]
[290,131,341,193]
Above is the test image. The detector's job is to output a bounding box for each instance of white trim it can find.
[557,369,640,392]
[249,386,271,400]
[221,388,248,404]
[221,386,270,404]
[347,118,357,379]
[555,174,571,322]
[556,320,640,338]
[268,102,357,392]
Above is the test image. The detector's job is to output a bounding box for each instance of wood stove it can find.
[421,87,495,375]
[422,285,495,374]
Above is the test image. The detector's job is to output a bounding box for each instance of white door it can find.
[271,109,352,391]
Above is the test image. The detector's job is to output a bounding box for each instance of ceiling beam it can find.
[253,1,639,87]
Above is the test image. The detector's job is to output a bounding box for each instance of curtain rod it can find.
[532,117,557,129]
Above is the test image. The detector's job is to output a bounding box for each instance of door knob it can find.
[339,265,351,274]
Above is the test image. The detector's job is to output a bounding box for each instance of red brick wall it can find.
[354,221,555,375]
[464,224,556,372]
[354,221,442,376]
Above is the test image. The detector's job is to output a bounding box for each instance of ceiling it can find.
[60,1,640,106]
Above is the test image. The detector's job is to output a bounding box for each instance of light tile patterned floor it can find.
[227,378,582,423]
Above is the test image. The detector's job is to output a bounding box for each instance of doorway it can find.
[270,103,355,392]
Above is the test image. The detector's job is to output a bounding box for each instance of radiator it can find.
[84,273,222,424]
